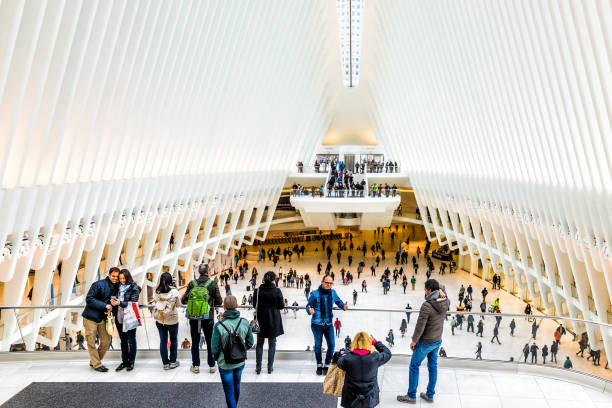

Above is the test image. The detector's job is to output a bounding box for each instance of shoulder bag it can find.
[322,363,345,397]
[249,287,261,334]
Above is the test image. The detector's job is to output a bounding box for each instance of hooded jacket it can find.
[411,289,450,344]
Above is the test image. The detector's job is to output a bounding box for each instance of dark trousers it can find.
[255,335,277,370]
[189,318,215,367]
[156,322,178,365]
[116,321,137,365]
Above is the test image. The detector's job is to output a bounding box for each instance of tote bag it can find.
[322,363,345,397]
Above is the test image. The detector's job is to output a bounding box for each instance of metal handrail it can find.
[1,304,610,329]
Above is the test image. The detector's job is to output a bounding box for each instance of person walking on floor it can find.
[353,289,358,306]
[405,303,412,324]
[491,323,501,345]
[182,264,223,374]
[523,344,530,362]
[252,271,284,374]
[386,329,395,347]
[307,275,348,375]
[113,269,141,372]
[509,319,516,336]
[476,320,484,337]
[153,272,181,370]
[467,314,475,333]
[475,342,482,360]
[211,296,254,408]
[334,318,342,338]
[337,332,392,408]
[82,267,120,372]
[397,279,450,404]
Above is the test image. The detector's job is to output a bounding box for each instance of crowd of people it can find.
[80,225,603,407]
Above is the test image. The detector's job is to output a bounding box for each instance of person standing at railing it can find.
[153,272,181,370]
[182,264,223,374]
[550,340,558,363]
[113,269,141,372]
[397,279,449,404]
[253,271,284,374]
[307,275,348,375]
[82,266,119,372]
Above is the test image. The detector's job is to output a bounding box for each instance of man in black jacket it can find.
[82,267,119,372]
[397,279,450,404]
[182,263,223,374]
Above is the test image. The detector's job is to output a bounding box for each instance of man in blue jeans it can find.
[398,279,449,404]
[307,275,348,375]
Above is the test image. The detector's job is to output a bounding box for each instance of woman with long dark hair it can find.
[114,269,141,371]
[153,272,180,370]
[253,271,284,374]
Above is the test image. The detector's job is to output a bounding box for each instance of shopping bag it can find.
[105,313,114,336]
[322,363,345,397]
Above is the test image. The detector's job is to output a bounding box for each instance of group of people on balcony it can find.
[355,159,399,173]
[326,175,367,198]
[369,183,398,198]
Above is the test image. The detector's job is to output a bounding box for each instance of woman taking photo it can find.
[337,331,391,407]
[153,272,180,370]
[113,269,141,371]
[252,271,285,374]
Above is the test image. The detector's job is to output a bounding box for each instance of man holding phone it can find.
[82,267,120,372]
[306,276,348,375]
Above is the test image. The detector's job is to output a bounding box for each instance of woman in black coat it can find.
[253,271,284,374]
[337,332,391,407]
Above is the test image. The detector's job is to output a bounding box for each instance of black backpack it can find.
[218,318,247,364]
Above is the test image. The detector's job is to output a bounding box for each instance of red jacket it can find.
[334,320,342,329]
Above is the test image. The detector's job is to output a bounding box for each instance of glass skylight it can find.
[337,0,363,87]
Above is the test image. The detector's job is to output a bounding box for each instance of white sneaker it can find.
[209,365,217,373]
[169,361,180,369]
[190,366,200,374]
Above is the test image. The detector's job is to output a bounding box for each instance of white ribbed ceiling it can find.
[0,0,610,233]
[0,0,341,190]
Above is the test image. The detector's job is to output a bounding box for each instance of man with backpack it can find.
[211,295,254,408]
[181,264,223,374]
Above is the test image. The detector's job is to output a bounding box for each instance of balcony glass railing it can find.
[1,305,609,380]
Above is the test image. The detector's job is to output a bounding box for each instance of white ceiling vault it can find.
[1,0,612,354]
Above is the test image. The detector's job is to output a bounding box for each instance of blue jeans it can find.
[156,322,178,365]
[219,365,244,408]
[311,323,335,366]
[408,339,442,399]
